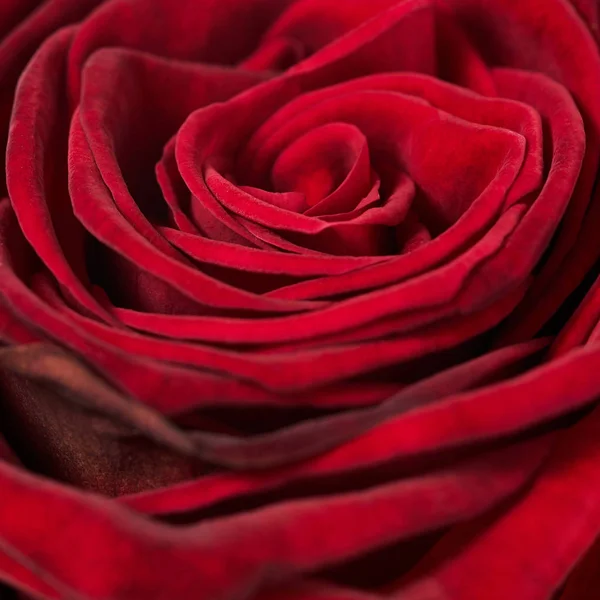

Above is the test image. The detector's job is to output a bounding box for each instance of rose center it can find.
[270,122,372,214]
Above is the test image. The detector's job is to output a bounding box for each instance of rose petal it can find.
[67,0,298,98]
[0,439,548,599]
[124,340,600,517]
[6,28,112,321]
[447,0,600,337]
[78,47,269,258]
[69,113,323,314]
[398,401,600,600]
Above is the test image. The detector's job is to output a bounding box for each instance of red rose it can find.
[1,0,600,598]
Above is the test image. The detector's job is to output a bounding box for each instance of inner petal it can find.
[245,89,526,233]
[78,47,268,251]
[271,122,371,212]
[239,186,308,213]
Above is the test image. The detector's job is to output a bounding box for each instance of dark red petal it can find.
[559,536,600,599]
[0,439,548,599]
[447,0,600,336]
[69,113,321,314]
[0,0,107,196]
[398,402,600,599]
[271,122,371,213]
[182,340,548,469]
[253,0,401,57]
[124,340,600,516]
[67,0,298,98]
[569,0,600,40]
[160,227,382,278]
[6,28,112,322]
